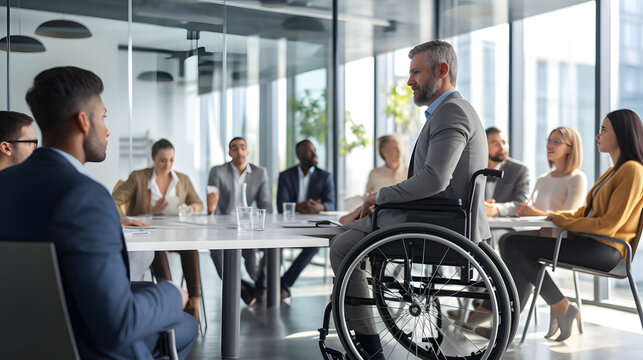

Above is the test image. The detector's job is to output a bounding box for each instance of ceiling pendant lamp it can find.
[0,35,46,53]
[137,71,174,82]
[35,20,92,39]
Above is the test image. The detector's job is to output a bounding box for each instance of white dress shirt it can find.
[148,169,178,214]
[46,146,86,175]
[233,164,251,207]
[297,165,315,203]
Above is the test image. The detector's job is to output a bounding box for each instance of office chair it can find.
[0,241,179,360]
[520,208,643,343]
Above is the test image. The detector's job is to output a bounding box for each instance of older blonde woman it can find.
[364,135,407,195]
[517,127,587,216]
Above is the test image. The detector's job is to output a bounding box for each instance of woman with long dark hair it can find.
[470,109,643,341]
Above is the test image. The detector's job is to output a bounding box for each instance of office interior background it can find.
[2,0,642,319]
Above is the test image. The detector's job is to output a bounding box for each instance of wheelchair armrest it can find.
[374,197,462,212]
[372,197,464,232]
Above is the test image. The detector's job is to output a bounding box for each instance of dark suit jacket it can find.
[276,165,335,213]
[0,148,183,359]
[486,157,530,216]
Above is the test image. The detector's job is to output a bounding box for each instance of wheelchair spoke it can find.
[420,245,451,300]
[383,313,416,359]
[376,247,413,297]
[423,304,489,357]
[423,312,464,359]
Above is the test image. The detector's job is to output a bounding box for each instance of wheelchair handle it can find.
[481,168,504,179]
[466,168,505,239]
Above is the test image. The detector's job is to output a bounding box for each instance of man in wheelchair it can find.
[328,40,493,359]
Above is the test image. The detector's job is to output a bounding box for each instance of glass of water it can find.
[283,202,296,221]
[236,207,252,231]
[250,209,266,231]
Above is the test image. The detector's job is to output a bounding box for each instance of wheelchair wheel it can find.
[332,224,512,360]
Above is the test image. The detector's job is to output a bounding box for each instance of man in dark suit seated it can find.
[0,66,197,359]
[276,139,335,299]
[484,126,530,217]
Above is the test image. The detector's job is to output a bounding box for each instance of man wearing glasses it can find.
[0,111,38,171]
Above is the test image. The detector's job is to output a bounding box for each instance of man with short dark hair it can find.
[0,111,38,171]
[484,126,530,217]
[276,139,336,299]
[276,139,335,214]
[208,136,272,305]
[0,66,197,359]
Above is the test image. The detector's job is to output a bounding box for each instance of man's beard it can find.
[413,77,440,106]
[489,153,507,163]
[84,125,106,162]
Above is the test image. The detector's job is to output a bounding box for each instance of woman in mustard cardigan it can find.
[470,109,643,341]
[113,139,204,322]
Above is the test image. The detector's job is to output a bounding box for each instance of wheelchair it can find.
[319,169,520,360]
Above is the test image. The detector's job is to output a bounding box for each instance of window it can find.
[446,24,509,132]
[610,0,643,303]
[521,2,596,186]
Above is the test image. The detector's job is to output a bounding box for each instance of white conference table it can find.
[124,213,342,359]
[487,215,555,229]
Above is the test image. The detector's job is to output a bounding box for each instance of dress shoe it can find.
[254,287,266,304]
[240,281,256,306]
[453,309,492,331]
[554,303,580,341]
[280,285,291,300]
[473,326,492,339]
[446,299,484,320]
[544,310,559,339]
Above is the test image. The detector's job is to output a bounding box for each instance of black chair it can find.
[520,209,643,343]
[0,241,178,360]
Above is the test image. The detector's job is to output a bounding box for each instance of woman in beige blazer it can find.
[113,139,204,322]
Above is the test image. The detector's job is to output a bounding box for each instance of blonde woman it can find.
[517,127,587,216]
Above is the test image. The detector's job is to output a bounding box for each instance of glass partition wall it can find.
[1,0,334,204]
[2,0,641,312]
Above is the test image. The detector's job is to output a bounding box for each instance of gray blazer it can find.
[486,158,530,216]
[348,91,491,242]
[208,162,273,215]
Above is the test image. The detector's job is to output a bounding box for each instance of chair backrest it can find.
[0,241,80,359]
[630,207,643,258]
[113,179,129,215]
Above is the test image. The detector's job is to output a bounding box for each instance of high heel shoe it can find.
[554,303,580,341]
[544,310,559,339]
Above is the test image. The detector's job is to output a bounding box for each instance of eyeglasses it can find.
[4,139,39,146]
[547,138,572,147]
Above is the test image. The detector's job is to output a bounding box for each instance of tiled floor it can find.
[182,253,643,360]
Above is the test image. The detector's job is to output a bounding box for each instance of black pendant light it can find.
[35,20,92,39]
[0,35,46,53]
[137,71,174,82]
